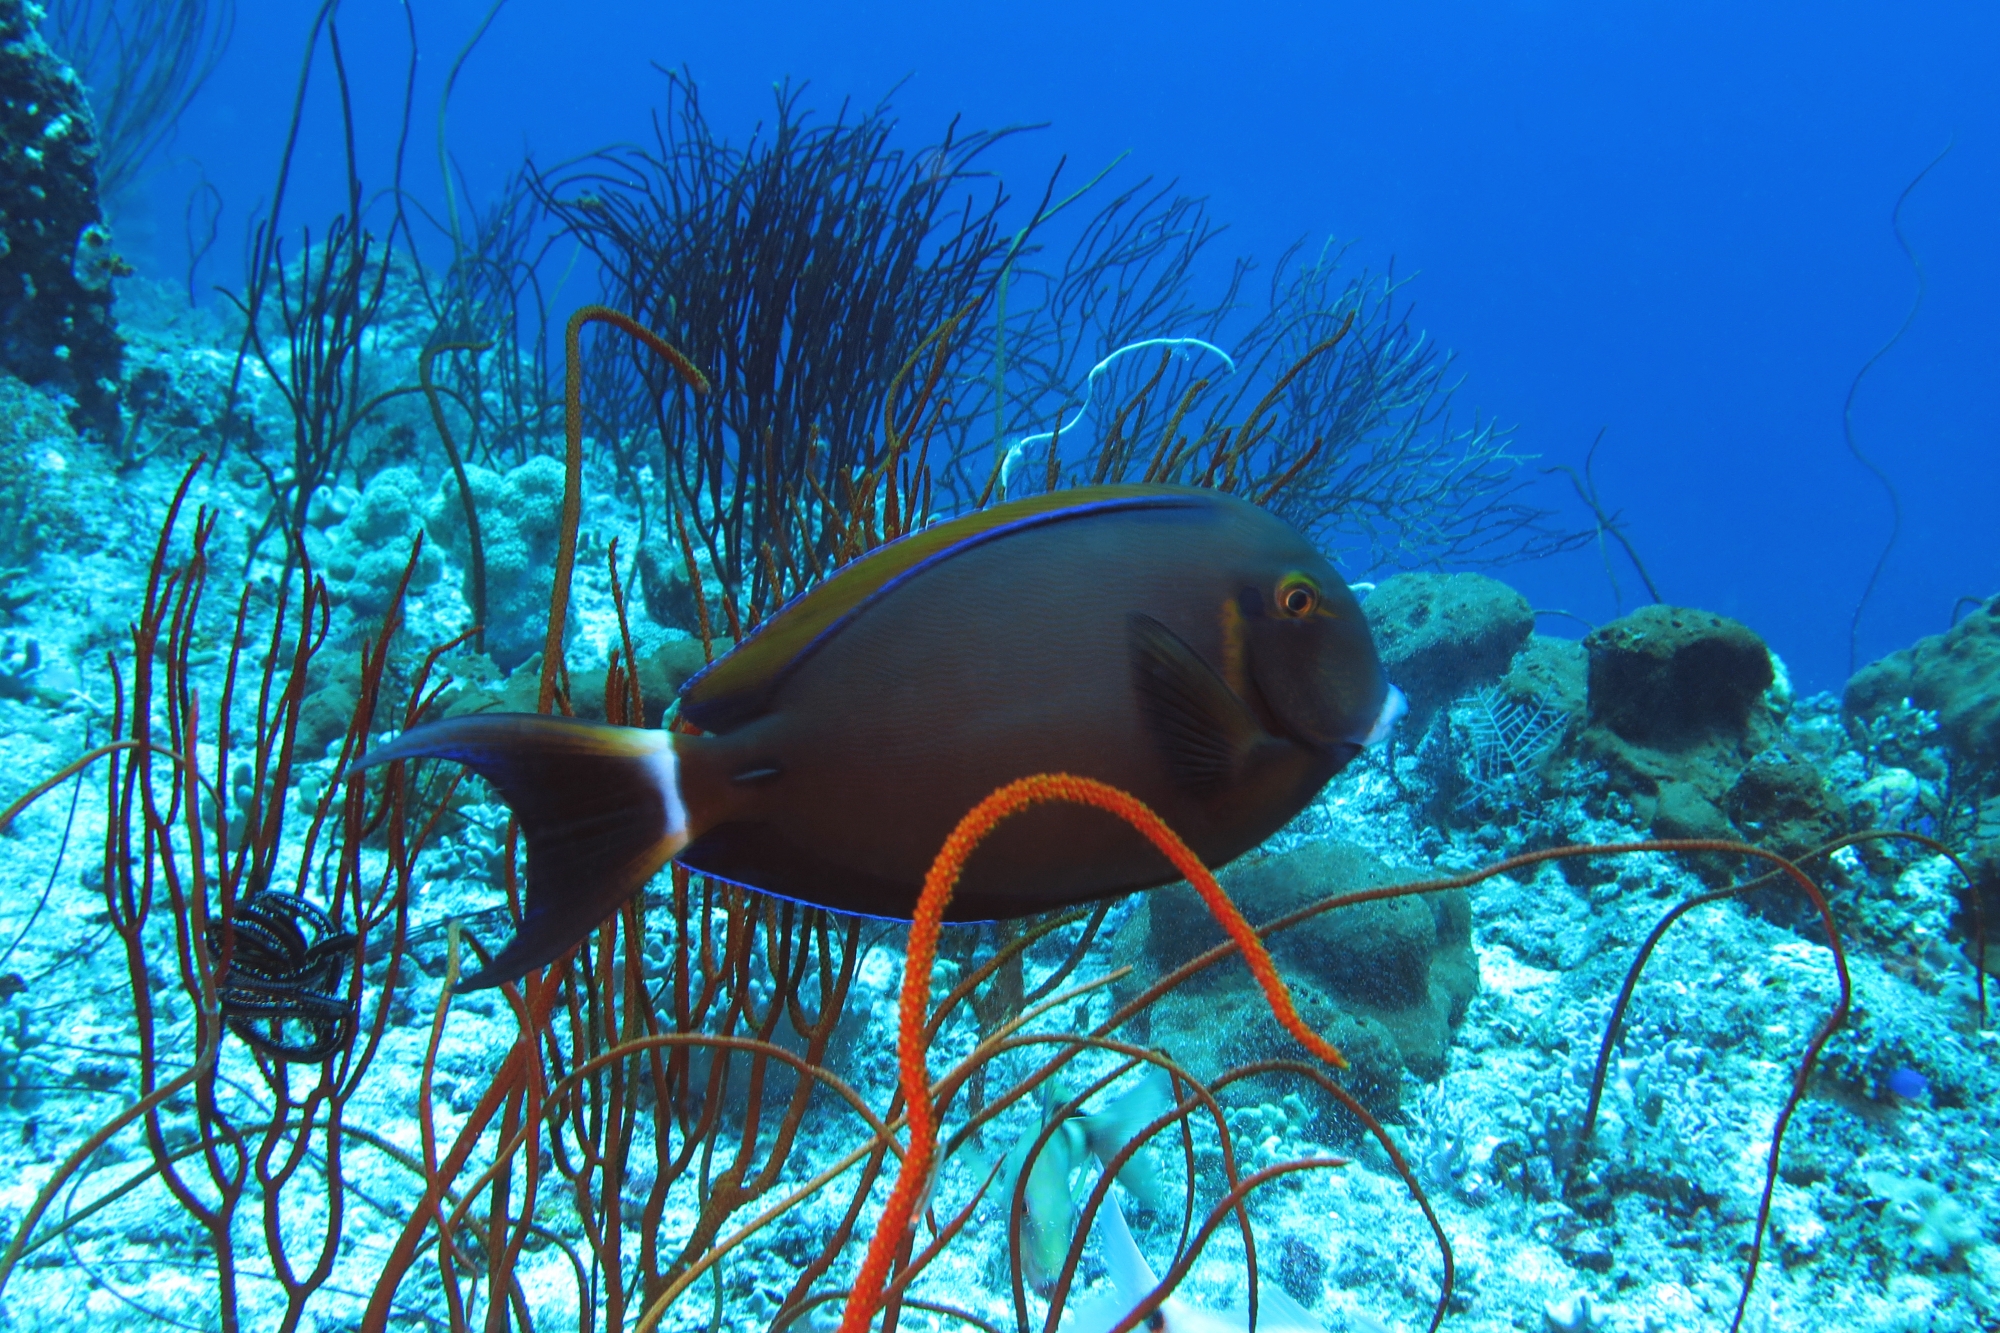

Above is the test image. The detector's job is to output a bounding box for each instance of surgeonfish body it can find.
[358,484,1404,990]
[1064,1193,1325,1333]
[992,1067,1172,1294]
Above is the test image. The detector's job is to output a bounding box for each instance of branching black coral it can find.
[536,72,1027,623]
[220,0,419,569]
[43,0,235,204]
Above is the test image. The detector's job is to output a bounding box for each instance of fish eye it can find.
[1279,582,1318,616]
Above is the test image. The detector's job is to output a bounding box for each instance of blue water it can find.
[131,0,2000,695]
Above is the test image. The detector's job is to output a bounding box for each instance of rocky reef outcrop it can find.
[1845,596,2000,772]
[1573,605,1802,853]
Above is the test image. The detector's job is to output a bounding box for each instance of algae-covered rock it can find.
[1363,572,1534,729]
[1845,597,2000,770]
[429,639,710,731]
[560,639,711,729]
[1113,840,1477,1130]
[1499,633,1589,723]
[1726,750,1847,859]
[297,677,360,756]
[636,536,728,637]
[0,373,82,569]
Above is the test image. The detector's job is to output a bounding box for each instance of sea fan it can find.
[1457,685,1568,809]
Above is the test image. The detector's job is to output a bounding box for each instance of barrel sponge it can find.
[1573,605,1794,889]
[424,455,566,672]
[1363,572,1535,731]
[1845,596,2000,770]
[1583,605,1775,754]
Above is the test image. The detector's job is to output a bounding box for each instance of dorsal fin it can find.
[678,484,1216,732]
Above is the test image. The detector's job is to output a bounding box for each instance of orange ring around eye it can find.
[1281,584,1316,615]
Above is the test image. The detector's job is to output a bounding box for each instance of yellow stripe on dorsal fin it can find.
[678,483,1215,733]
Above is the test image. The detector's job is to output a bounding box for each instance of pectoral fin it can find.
[1128,613,1266,797]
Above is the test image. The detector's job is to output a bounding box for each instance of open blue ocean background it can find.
[126,0,2000,695]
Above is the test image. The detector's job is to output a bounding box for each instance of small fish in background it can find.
[1884,1065,1929,1102]
[980,1066,1173,1294]
[1063,1192,1326,1333]
[357,484,1403,991]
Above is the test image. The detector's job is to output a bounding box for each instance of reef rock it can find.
[636,535,727,637]
[1845,596,2000,771]
[1363,572,1535,730]
[550,639,710,729]
[0,372,83,570]
[428,638,710,731]
[1499,632,1589,722]
[1112,840,1477,1130]
[0,0,122,438]
[1725,749,1847,859]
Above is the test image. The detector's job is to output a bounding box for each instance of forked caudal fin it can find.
[352,714,689,991]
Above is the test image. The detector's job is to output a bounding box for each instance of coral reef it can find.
[0,0,121,438]
[0,44,1992,1332]
[1846,595,2000,771]
[423,455,566,671]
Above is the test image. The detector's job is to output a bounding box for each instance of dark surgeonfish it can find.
[358,484,1405,990]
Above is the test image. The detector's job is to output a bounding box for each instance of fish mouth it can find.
[1358,684,1408,747]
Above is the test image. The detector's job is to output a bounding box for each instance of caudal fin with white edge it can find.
[355,713,689,991]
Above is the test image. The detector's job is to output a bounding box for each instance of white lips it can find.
[1362,684,1408,746]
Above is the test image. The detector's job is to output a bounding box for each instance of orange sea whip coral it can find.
[836,773,1352,1333]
